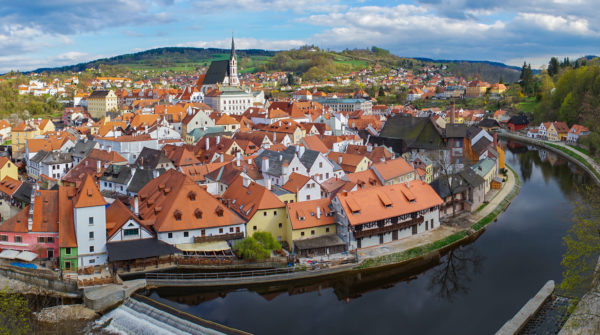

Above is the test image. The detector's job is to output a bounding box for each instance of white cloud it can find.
[0,52,99,73]
[177,37,306,50]
[514,13,595,36]
[0,24,72,56]
[191,0,345,13]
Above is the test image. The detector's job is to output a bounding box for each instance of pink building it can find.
[0,190,59,260]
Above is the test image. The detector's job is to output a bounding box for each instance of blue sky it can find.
[1,0,599,72]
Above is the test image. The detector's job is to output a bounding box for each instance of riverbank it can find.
[499,131,600,184]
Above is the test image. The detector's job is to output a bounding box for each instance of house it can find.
[410,154,433,184]
[99,165,133,197]
[507,114,529,132]
[371,157,416,185]
[134,147,174,171]
[472,158,498,194]
[94,134,159,164]
[567,124,590,144]
[333,181,443,249]
[430,169,485,218]
[287,198,345,257]
[11,119,55,153]
[222,176,288,245]
[538,122,551,139]
[136,169,246,246]
[0,157,18,181]
[547,122,569,142]
[27,151,73,180]
[327,152,371,174]
[0,188,60,260]
[281,172,322,202]
[254,147,307,186]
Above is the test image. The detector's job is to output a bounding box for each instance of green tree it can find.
[233,237,270,261]
[0,288,30,335]
[548,57,560,76]
[253,231,282,251]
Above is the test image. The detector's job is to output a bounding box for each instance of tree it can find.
[548,57,560,76]
[233,237,270,261]
[253,231,282,251]
[0,288,30,335]
[520,62,534,96]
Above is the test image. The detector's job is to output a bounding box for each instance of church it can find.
[199,36,240,93]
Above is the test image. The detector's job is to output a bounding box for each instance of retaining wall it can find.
[0,267,80,297]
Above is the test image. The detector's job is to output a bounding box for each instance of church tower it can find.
[228,34,239,86]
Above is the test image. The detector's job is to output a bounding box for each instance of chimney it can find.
[248,158,252,165]
[96,160,101,173]
[243,176,251,187]
[220,154,224,163]
[367,144,373,152]
[108,146,112,153]
[266,178,272,190]
[28,185,37,232]
[450,101,455,125]
[153,169,160,178]
[279,154,283,161]
[316,206,321,219]
[338,156,343,164]
[262,157,269,171]
[205,137,210,150]
[134,197,139,216]
[216,135,220,144]
[493,131,498,148]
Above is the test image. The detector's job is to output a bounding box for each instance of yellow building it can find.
[222,176,290,246]
[327,152,372,173]
[87,90,117,119]
[0,157,18,181]
[489,83,507,95]
[547,122,569,142]
[287,198,344,256]
[11,119,55,153]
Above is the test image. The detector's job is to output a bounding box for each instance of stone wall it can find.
[0,267,80,296]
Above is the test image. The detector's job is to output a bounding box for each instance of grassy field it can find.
[516,96,538,114]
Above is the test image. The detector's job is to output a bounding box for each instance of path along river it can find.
[144,142,590,335]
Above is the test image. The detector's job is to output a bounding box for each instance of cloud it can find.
[177,37,306,50]
[0,51,99,73]
[190,0,345,13]
[0,24,72,56]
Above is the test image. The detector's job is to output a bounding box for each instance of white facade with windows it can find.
[74,205,107,266]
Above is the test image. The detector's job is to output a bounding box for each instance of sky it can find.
[1,0,599,73]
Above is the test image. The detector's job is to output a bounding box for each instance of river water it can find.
[144,143,590,335]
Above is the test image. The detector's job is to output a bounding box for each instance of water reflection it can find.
[428,245,484,302]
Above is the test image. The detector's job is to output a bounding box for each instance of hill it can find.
[30,47,276,74]
[414,58,522,83]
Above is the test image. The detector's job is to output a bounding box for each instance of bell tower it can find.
[229,33,239,86]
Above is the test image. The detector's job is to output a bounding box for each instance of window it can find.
[326,227,330,233]
[274,211,277,216]
[14,236,22,243]
[263,212,267,216]
[253,226,257,231]
[89,217,94,225]
[47,236,54,244]
[89,232,94,240]
[38,236,45,243]
[236,227,240,233]
[183,231,189,237]
[1,235,8,242]
[301,232,305,236]
[89,246,94,253]
[65,247,71,255]
[168,232,173,238]
[278,223,282,228]
[124,228,139,236]
[311,230,315,235]
[89,259,95,264]
[219,228,223,234]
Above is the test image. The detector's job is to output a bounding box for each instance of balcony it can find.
[353,216,424,238]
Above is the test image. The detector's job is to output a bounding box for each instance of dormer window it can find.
[215,206,224,217]
[194,208,203,219]
[173,209,182,221]
[188,191,196,201]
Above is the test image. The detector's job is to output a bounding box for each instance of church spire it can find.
[231,32,236,58]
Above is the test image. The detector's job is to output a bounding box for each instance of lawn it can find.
[516,97,538,114]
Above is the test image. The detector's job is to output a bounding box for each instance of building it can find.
[371,157,416,185]
[431,169,485,218]
[547,121,569,142]
[11,119,55,153]
[312,97,372,114]
[200,36,240,93]
[567,124,590,144]
[472,158,498,194]
[73,175,108,266]
[0,157,18,181]
[287,198,345,256]
[334,181,443,249]
[87,90,118,119]
[204,86,259,115]
[507,114,529,132]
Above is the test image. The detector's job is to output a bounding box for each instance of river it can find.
[143,143,590,335]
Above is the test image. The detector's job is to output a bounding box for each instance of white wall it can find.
[157,223,246,245]
[74,205,107,266]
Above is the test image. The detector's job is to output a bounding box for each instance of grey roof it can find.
[127,169,156,193]
[431,169,485,198]
[445,124,467,138]
[466,125,483,140]
[42,152,73,165]
[13,182,33,204]
[30,150,49,164]
[71,139,97,159]
[254,148,296,177]
[203,60,229,85]
[478,118,500,128]
[135,147,171,169]
[379,116,445,150]
[100,165,132,185]
[89,90,111,98]
[471,137,492,155]
[508,114,529,126]
[297,148,321,170]
[106,238,181,262]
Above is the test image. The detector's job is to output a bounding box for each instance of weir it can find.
[98,294,250,335]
